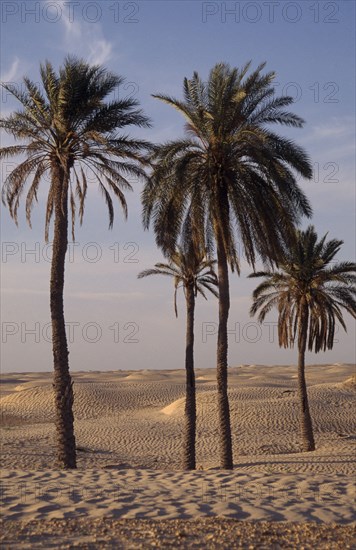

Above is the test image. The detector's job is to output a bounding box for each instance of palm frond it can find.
[250,225,356,352]
[1,56,151,238]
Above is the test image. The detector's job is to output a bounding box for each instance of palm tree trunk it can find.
[297,304,315,452]
[183,284,196,470]
[216,230,233,469]
[50,160,76,468]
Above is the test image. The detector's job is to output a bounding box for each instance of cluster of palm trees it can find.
[1,57,355,470]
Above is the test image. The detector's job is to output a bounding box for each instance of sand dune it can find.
[342,375,356,388]
[161,397,186,416]
[1,363,355,525]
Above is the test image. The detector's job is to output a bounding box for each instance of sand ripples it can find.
[1,364,355,476]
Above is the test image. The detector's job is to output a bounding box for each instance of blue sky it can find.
[1,0,355,372]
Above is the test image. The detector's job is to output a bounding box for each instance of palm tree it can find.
[138,241,218,469]
[1,56,152,468]
[249,225,356,451]
[142,62,313,468]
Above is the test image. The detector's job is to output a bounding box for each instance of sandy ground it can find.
[1,363,355,547]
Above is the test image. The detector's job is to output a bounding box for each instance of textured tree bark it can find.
[50,160,77,468]
[297,304,315,452]
[182,283,196,470]
[216,229,233,470]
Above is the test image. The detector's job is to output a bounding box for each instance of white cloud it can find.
[56,0,81,37]
[308,116,355,141]
[0,57,20,83]
[88,40,113,66]
[43,0,113,66]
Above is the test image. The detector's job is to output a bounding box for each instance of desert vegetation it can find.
[1,57,355,471]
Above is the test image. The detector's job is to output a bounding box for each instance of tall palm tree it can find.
[138,242,218,469]
[142,62,313,468]
[249,225,356,451]
[1,56,152,468]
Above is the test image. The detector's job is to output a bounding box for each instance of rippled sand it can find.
[1,363,355,533]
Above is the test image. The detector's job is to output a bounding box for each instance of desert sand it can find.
[1,363,355,548]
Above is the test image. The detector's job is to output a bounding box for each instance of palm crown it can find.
[249,225,356,352]
[138,244,218,317]
[1,56,152,240]
[142,61,313,268]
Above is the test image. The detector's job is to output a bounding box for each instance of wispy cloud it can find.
[57,0,81,37]
[43,0,113,66]
[0,57,20,82]
[88,40,113,66]
[309,116,355,141]
[300,116,355,173]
